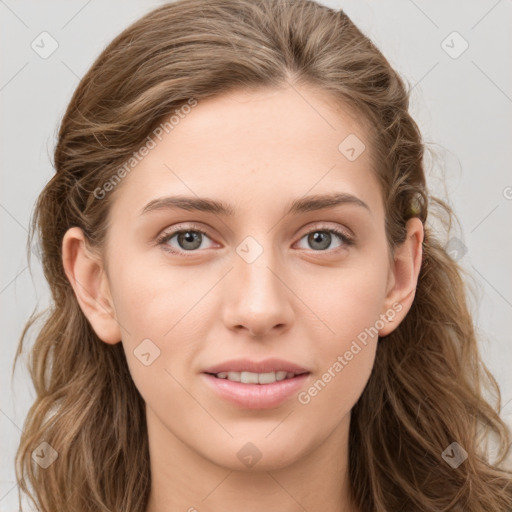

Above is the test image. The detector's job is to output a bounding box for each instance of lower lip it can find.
[202,373,310,409]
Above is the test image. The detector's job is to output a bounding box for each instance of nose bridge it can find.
[224,232,292,336]
[235,232,283,302]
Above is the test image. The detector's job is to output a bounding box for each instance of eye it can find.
[156,223,354,257]
[156,224,215,255]
[295,226,354,252]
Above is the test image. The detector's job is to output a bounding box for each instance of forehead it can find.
[107,85,383,223]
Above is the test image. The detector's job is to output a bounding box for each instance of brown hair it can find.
[14,0,512,510]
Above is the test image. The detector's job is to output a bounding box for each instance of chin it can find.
[200,434,312,472]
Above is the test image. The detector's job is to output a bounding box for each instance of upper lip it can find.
[203,358,310,375]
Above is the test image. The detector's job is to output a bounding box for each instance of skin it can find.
[62,84,423,512]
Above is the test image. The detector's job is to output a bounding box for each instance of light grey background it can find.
[1,1,511,509]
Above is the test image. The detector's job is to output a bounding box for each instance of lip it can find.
[202,358,310,374]
[202,372,310,409]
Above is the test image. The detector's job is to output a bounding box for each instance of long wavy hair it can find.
[14,0,512,510]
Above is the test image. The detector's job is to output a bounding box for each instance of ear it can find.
[62,226,122,344]
[378,217,424,337]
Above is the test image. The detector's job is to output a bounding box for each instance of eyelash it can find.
[155,223,355,257]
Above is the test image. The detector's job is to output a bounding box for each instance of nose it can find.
[222,242,294,339]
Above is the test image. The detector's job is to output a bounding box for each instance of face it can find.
[75,84,416,472]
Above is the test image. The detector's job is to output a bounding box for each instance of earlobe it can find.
[62,227,122,344]
[378,217,424,337]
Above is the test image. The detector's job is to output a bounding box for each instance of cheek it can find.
[106,260,206,400]
[109,258,202,341]
[108,264,201,412]
[303,254,390,341]
[296,341,377,431]
[296,255,388,404]
[297,269,385,417]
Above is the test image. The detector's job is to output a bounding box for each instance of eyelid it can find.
[298,222,353,241]
[155,222,215,247]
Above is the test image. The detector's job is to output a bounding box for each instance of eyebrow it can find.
[140,192,370,217]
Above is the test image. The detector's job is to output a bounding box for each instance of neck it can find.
[144,408,359,512]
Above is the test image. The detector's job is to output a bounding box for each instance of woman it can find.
[15,0,512,510]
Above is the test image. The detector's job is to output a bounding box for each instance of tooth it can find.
[240,371,259,384]
[227,372,241,382]
[258,372,277,384]
[220,370,297,383]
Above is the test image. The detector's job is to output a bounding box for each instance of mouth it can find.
[201,358,311,408]
[205,370,309,384]
[202,370,311,410]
